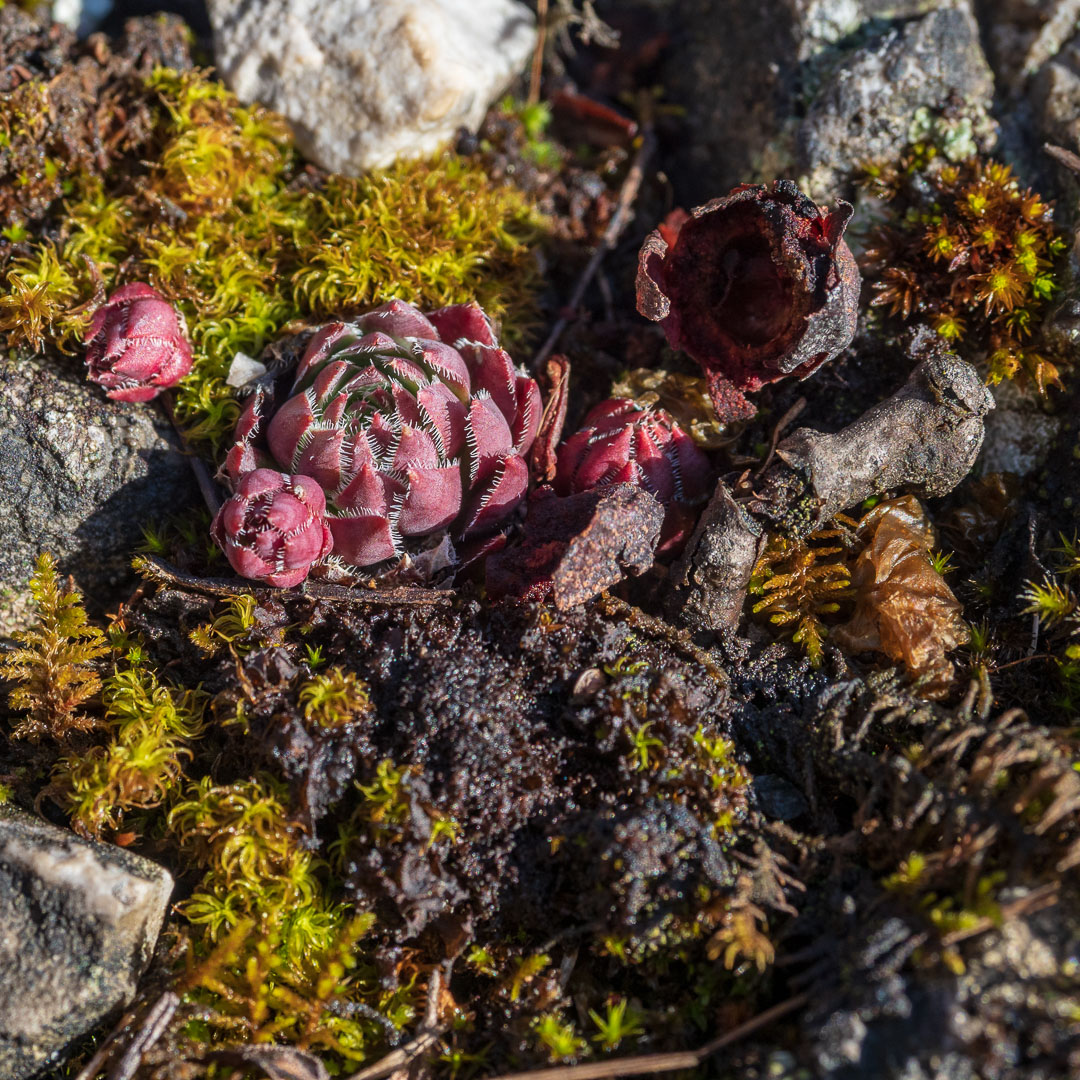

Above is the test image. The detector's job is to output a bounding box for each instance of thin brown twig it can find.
[73,992,179,1080]
[73,1007,140,1080]
[107,993,180,1080]
[533,128,656,370]
[134,553,454,607]
[754,397,806,480]
[529,0,549,105]
[939,881,1059,947]
[344,968,447,1080]
[485,993,809,1080]
[988,653,1055,672]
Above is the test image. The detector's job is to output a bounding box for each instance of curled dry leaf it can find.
[528,354,571,484]
[486,483,665,608]
[833,495,968,698]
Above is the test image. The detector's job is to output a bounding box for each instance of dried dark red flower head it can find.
[636,179,860,420]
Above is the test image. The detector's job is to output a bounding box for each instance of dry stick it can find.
[753,397,806,481]
[136,553,454,607]
[486,993,809,1080]
[106,993,180,1080]
[344,968,447,1080]
[533,128,657,370]
[529,0,549,105]
[939,882,1059,948]
[72,992,178,1080]
[72,1007,140,1080]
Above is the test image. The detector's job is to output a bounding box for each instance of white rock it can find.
[226,351,268,388]
[51,0,113,36]
[208,0,537,175]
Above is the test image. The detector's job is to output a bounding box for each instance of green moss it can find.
[862,153,1070,393]
[2,67,544,448]
[533,1012,587,1062]
[56,646,206,838]
[167,773,412,1065]
[588,999,645,1052]
[1021,542,1080,712]
[188,594,262,655]
[299,667,372,728]
[1,552,110,743]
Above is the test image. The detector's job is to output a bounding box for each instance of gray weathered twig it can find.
[134,554,453,607]
[668,340,995,634]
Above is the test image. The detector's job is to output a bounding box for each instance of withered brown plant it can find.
[834,496,968,699]
[1,553,109,742]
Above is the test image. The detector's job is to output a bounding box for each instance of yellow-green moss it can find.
[1,552,109,743]
[168,774,415,1064]
[56,645,206,838]
[2,66,545,447]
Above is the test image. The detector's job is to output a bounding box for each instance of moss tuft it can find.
[1,552,109,743]
[1,66,544,448]
[861,152,1070,392]
[56,646,206,838]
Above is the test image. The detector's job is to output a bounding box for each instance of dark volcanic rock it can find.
[0,806,173,1079]
[656,0,992,205]
[0,354,199,631]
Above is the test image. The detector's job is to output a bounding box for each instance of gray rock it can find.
[798,4,996,199]
[979,380,1063,478]
[208,0,537,175]
[982,0,1080,91]
[0,807,173,1079]
[0,353,198,633]
[752,774,810,821]
[656,0,981,206]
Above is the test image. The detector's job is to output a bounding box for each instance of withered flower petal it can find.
[636,180,860,420]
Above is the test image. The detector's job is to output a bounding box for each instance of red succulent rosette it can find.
[222,299,541,570]
[554,397,712,551]
[636,180,860,420]
[84,283,193,402]
[211,468,334,588]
